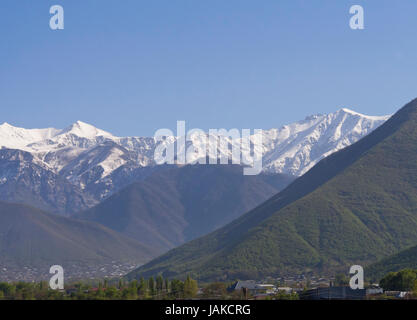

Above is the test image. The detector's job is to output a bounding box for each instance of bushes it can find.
[380,269,417,291]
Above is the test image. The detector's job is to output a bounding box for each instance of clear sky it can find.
[1,0,416,136]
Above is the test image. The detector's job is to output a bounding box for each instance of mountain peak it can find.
[74,120,88,126]
[62,121,113,139]
[0,122,60,149]
[338,107,391,121]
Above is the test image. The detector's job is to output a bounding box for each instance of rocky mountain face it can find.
[261,108,390,175]
[0,109,389,214]
[0,148,95,214]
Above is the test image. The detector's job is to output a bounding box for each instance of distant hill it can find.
[127,98,417,282]
[366,245,417,281]
[0,201,153,281]
[77,165,295,253]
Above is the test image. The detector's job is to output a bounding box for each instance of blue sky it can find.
[1,0,416,136]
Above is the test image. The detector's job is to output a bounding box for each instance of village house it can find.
[229,280,276,295]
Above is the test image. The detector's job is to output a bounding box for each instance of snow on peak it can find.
[339,108,391,121]
[0,122,60,149]
[262,108,391,176]
[0,107,391,182]
[61,121,113,139]
[340,107,359,114]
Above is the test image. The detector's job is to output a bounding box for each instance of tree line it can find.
[379,269,417,292]
[0,275,198,300]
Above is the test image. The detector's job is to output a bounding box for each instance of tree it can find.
[274,291,299,300]
[412,280,417,298]
[184,275,198,299]
[165,279,170,294]
[170,279,184,299]
[105,287,120,300]
[380,269,417,291]
[156,275,164,295]
[148,277,155,298]
[138,277,147,298]
[96,282,105,299]
[202,282,227,299]
[335,273,349,286]
[129,280,138,291]
[126,280,138,300]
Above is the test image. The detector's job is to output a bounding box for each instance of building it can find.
[366,288,384,295]
[229,281,276,295]
[384,291,411,299]
[300,286,366,300]
[276,287,293,294]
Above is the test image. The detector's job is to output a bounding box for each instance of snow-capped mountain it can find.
[0,108,390,214]
[0,122,60,149]
[175,108,390,176]
[261,108,391,175]
[0,148,95,214]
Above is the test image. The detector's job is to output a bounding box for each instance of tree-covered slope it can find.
[366,245,417,282]
[0,201,153,275]
[127,98,417,281]
[78,165,294,253]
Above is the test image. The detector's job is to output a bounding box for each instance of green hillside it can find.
[0,201,153,275]
[77,165,294,253]
[127,98,417,281]
[366,245,417,282]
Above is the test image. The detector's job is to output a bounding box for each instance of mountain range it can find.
[0,106,395,281]
[127,98,417,282]
[0,108,389,215]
